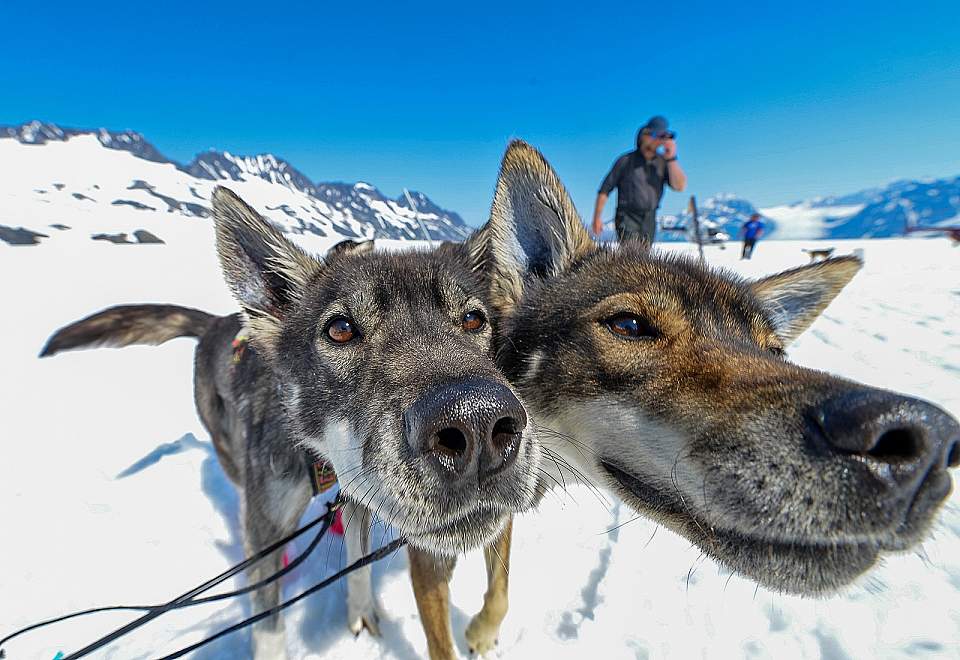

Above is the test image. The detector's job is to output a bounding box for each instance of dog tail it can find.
[39,304,217,358]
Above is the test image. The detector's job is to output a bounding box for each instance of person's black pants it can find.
[742,238,757,259]
[615,208,656,245]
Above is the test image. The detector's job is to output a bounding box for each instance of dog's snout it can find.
[812,390,959,490]
[404,379,527,481]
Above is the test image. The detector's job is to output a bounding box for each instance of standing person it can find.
[592,116,687,245]
[741,212,765,259]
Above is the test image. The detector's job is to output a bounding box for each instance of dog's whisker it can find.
[361,487,385,556]
[332,462,364,478]
[541,446,611,509]
[531,425,592,463]
[542,446,569,493]
[489,533,508,577]
[685,551,706,594]
[542,449,604,495]
[700,464,711,512]
[535,464,571,495]
[371,490,390,529]
[337,466,377,503]
[381,531,406,575]
[670,448,711,543]
[325,466,376,582]
[643,523,659,549]
[534,467,572,506]
[599,512,646,536]
[373,495,397,551]
[341,480,379,543]
[539,445,612,507]
[533,422,601,457]
[723,570,736,594]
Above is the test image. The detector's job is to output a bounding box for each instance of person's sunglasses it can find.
[651,130,676,140]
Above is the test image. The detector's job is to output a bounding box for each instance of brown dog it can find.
[454,142,959,651]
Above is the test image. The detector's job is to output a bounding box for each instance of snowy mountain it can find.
[820,176,960,238]
[4,120,958,246]
[655,178,959,242]
[0,120,471,247]
[761,176,960,240]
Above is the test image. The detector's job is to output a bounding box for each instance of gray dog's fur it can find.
[41,186,542,658]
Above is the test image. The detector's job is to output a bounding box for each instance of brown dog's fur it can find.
[462,141,958,637]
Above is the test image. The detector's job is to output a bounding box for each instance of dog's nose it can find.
[811,390,959,493]
[404,379,527,481]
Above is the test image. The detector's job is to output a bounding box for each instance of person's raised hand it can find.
[661,138,677,159]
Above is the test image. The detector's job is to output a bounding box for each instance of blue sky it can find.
[2,1,959,225]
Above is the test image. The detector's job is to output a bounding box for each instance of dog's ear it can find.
[212,186,320,326]
[481,140,594,312]
[328,238,375,257]
[751,255,862,345]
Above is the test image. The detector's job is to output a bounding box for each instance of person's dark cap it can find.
[642,116,669,136]
[750,212,761,220]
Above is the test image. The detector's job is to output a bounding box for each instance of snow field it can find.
[1,232,958,659]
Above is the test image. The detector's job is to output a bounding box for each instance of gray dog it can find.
[41,186,542,658]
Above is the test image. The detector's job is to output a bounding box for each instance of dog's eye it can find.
[604,313,657,340]
[326,317,358,344]
[768,346,786,358]
[462,310,486,333]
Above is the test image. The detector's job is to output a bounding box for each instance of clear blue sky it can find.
[2,1,959,225]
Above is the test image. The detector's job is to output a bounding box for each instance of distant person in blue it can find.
[592,116,687,245]
[741,212,765,259]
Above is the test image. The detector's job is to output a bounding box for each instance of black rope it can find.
[156,537,408,660]
[1,496,407,660]
[0,498,340,659]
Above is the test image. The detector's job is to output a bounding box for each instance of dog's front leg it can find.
[243,486,309,660]
[465,516,512,655]
[341,498,382,636]
[246,544,287,659]
[408,545,458,660]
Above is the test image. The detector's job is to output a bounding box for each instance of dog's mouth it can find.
[599,460,949,595]
[368,455,538,557]
[341,482,514,556]
[404,502,512,556]
[408,465,540,555]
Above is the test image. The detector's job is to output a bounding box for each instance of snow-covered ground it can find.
[1,232,958,660]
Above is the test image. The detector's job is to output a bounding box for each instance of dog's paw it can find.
[464,613,499,656]
[348,602,382,637]
[251,625,287,659]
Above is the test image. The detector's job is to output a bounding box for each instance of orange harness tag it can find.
[309,458,338,496]
[231,334,248,365]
